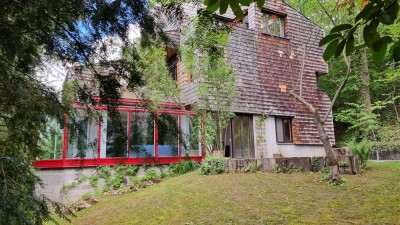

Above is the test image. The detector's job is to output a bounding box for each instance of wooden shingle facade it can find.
[169,1,335,158]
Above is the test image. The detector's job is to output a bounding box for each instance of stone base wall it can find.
[36,166,164,205]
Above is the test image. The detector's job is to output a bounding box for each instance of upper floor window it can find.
[275,116,292,143]
[261,11,285,37]
[167,54,178,81]
[169,62,177,81]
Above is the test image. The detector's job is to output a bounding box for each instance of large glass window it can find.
[130,112,155,157]
[101,111,128,158]
[276,117,292,143]
[67,110,99,159]
[260,12,285,37]
[180,115,201,157]
[157,114,179,157]
[231,115,254,158]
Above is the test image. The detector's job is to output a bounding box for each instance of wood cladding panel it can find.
[177,1,334,145]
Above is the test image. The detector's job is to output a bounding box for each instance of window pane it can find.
[241,116,251,157]
[130,112,155,157]
[276,117,284,142]
[232,116,242,158]
[67,110,98,159]
[260,14,267,33]
[180,115,201,156]
[158,114,178,157]
[277,17,284,37]
[282,118,292,142]
[102,111,128,158]
[267,15,275,35]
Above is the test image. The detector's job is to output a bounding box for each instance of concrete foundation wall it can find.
[36,166,164,205]
[36,168,96,204]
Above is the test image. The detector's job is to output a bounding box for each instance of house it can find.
[34,1,334,169]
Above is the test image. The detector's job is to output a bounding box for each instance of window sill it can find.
[276,142,294,145]
[260,33,290,41]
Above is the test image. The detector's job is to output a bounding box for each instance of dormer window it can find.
[261,11,285,37]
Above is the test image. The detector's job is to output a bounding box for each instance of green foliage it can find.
[283,167,303,174]
[61,176,89,195]
[142,168,160,181]
[199,156,226,175]
[348,139,373,167]
[82,191,93,201]
[371,125,400,153]
[319,0,400,61]
[311,157,322,172]
[131,40,181,107]
[181,10,238,152]
[89,175,100,189]
[244,160,261,173]
[256,114,267,144]
[320,167,347,186]
[0,0,159,223]
[62,165,140,196]
[169,160,200,175]
[335,102,381,139]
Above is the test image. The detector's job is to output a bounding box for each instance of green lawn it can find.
[55,162,400,225]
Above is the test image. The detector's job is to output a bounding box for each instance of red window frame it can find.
[34,99,204,168]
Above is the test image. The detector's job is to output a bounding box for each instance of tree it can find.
[0,0,164,223]
[181,10,238,154]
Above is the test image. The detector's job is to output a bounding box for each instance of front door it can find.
[223,115,254,158]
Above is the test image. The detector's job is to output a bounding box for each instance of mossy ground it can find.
[52,162,400,225]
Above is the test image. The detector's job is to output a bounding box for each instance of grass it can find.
[53,162,400,225]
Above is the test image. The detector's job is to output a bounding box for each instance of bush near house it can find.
[199,156,226,175]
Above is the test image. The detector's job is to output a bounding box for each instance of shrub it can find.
[245,160,261,173]
[320,167,346,186]
[82,191,93,201]
[169,160,200,175]
[373,142,400,154]
[348,139,372,167]
[199,156,226,175]
[142,168,160,181]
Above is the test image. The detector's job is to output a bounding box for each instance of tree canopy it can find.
[0,0,161,223]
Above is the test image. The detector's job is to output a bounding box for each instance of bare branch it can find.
[289,90,317,115]
[322,55,352,123]
[316,0,336,26]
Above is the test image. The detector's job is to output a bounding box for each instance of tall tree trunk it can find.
[313,113,339,183]
[290,91,341,183]
[360,49,372,112]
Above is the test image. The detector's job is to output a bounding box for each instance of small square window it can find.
[275,117,292,143]
[260,11,285,37]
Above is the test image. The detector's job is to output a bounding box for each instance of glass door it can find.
[231,115,254,158]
